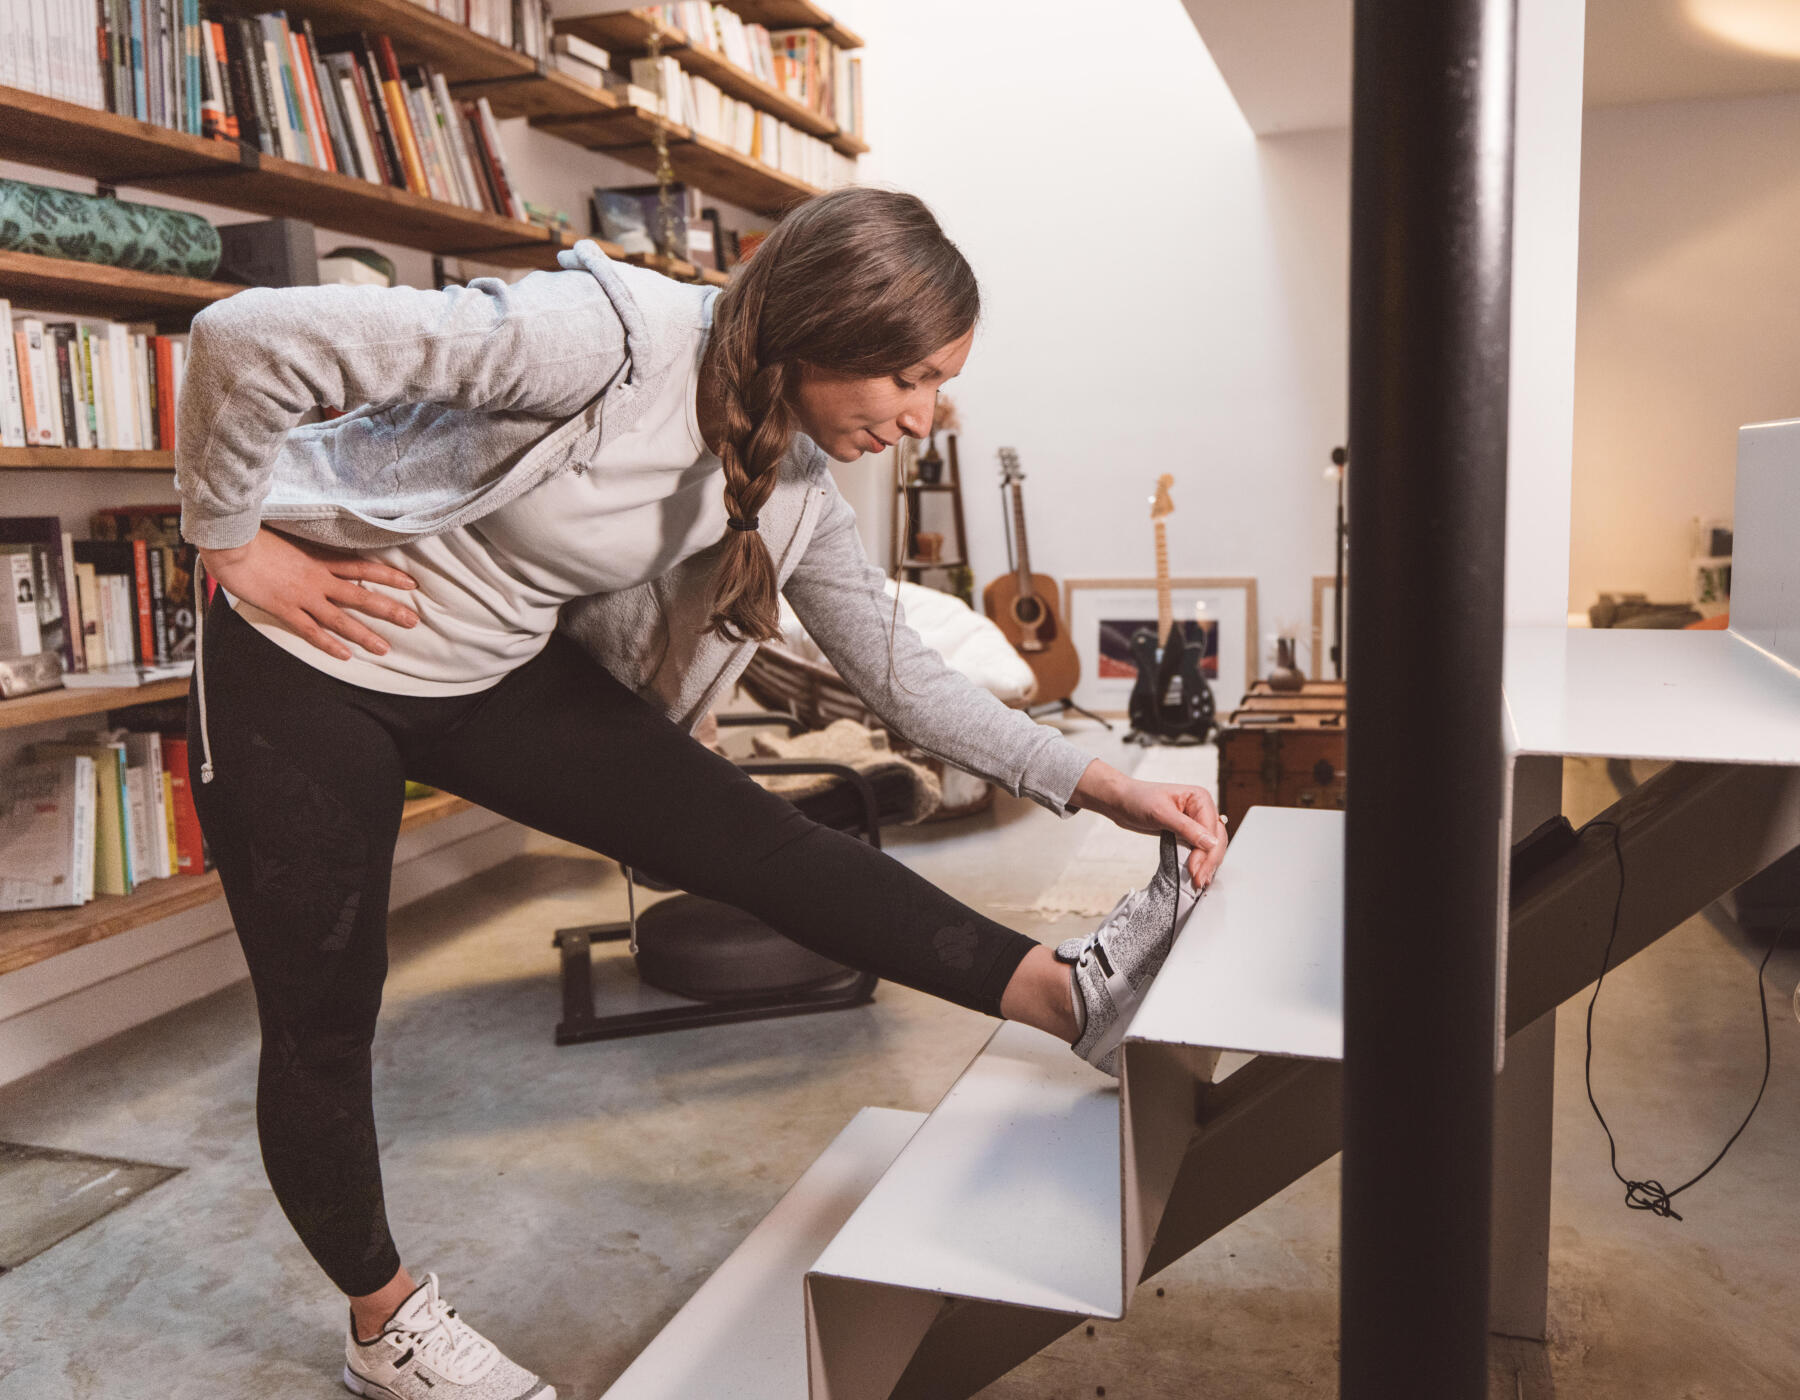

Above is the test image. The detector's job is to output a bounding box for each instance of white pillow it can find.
[777,579,1038,705]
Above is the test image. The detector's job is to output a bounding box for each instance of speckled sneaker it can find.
[1055,831,1204,1077]
[343,1273,553,1400]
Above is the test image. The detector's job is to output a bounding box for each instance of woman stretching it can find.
[177,188,1228,1400]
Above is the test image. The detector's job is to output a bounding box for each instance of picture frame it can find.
[1062,577,1259,719]
[1311,575,1348,680]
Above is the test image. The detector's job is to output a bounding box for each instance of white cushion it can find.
[778,580,1038,705]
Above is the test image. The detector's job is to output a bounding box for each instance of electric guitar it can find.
[1127,475,1216,744]
[983,448,1080,705]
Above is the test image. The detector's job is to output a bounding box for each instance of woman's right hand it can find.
[198,527,420,661]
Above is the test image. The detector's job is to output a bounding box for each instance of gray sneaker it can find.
[1055,832,1204,1077]
[343,1273,553,1400]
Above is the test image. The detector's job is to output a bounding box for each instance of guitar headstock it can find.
[1150,473,1176,521]
[998,447,1024,484]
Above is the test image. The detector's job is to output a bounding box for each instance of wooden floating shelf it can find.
[553,8,866,155]
[530,101,819,213]
[726,0,864,50]
[623,251,731,287]
[0,676,191,732]
[0,85,571,270]
[0,447,176,471]
[0,791,475,976]
[0,250,246,322]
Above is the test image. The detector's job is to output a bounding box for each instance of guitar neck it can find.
[1011,480,1033,585]
[1154,519,1172,640]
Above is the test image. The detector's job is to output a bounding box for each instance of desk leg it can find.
[1489,1010,1555,1340]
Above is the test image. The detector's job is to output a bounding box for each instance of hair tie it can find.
[728,515,760,532]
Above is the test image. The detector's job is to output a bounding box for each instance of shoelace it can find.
[403,1295,496,1382]
[1076,886,1151,967]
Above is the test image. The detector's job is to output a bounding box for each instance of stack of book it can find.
[0,709,209,911]
[631,55,854,188]
[611,3,862,139]
[1,301,186,456]
[1,7,534,222]
[0,508,197,700]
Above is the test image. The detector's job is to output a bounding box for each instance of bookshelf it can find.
[0,790,474,975]
[728,0,864,50]
[0,449,175,471]
[0,678,192,732]
[0,85,572,269]
[553,8,867,156]
[0,251,245,324]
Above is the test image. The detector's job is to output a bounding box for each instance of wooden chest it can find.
[1216,682,1347,833]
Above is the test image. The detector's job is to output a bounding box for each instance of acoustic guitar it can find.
[1126,475,1216,744]
[983,448,1081,706]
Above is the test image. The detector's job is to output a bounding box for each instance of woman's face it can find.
[791,327,975,463]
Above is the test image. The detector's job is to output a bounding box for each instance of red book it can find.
[161,737,209,875]
[130,538,154,664]
[153,336,176,450]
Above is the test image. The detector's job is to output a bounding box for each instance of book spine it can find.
[288,23,333,171]
[475,96,524,220]
[76,324,100,447]
[154,334,175,450]
[374,36,429,195]
[221,17,266,153]
[431,70,482,211]
[352,36,404,186]
[130,538,153,665]
[0,301,25,448]
[132,331,151,453]
[161,768,177,885]
[75,563,101,669]
[198,15,224,138]
[332,60,381,185]
[50,326,79,446]
[147,539,168,664]
[76,755,98,904]
[61,530,86,672]
[20,321,56,446]
[302,21,353,176]
[163,736,205,875]
[257,16,298,162]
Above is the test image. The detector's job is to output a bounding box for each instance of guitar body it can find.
[1126,474,1218,745]
[1126,626,1164,735]
[984,570,1081,703]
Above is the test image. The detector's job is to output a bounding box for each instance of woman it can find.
[177,188,1228,1400]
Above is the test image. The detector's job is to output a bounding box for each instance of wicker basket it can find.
[738,641,1014,820]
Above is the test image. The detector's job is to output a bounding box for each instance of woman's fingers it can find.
[307,600,392,657]
[289,611,354,661]
[331,555,419,591]
[327,578,419,628]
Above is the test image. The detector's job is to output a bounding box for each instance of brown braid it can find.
[700,187,981,643]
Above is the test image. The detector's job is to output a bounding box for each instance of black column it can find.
[1341,1,1517,1397]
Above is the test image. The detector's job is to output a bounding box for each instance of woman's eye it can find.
[893,375,916,391]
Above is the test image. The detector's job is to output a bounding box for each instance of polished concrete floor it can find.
[0,733,1796,1399]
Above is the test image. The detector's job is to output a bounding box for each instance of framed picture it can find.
[1063,577,1259,719]
[1311,575,1348,680]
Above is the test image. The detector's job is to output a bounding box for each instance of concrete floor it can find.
[0,733,1797,1399]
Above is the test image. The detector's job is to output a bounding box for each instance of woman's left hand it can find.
[1070,759,1229,889]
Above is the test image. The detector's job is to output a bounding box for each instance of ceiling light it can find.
[1686,0,1800,59]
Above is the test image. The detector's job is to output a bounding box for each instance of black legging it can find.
[187,590,1037,1296]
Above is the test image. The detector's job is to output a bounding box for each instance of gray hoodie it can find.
[174,241,1092,813]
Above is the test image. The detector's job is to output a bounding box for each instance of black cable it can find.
[1582,817,1796,1220]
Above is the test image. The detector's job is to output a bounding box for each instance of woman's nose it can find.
[896,393,935,440]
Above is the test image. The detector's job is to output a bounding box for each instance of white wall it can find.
[1569,90,1800,611]
[836,0,1350,673]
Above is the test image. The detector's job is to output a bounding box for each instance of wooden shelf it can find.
[726,0,864,50]
[0,676,191,733]
[530,101,819,213]
[623,251,731,287]
[902,556,966,569]
[554,8,866,155]
[0,791,476,976]
[0,84,571,270]
[0,250,246,323]
[0,447,175,471]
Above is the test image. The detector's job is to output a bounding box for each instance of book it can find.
[0,299,27,448]
[0,755,98,911]
[30,738,132,895]
[373,34,429,195]
[161,734,210,874]
[0,545,44,659]
[0,519,77,675]
[91,505,197,663]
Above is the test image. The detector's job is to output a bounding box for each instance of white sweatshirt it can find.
[228,320,720,695]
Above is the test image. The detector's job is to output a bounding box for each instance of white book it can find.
[122,755,152,890]
[132,332,152,451]
[102,571,131,666]
[122,731,170,880]
[551,33,610,70]
[169,337,186,451]
[0,0,14,93]
[67,324,93,449]
[550,51,605,92]
[0,755,97,911]
[262,30,299,163]
[546,0,641,16]
[0,550,42,657]
[19,319,56,445]
[431,72,483,212]
[335,69,382,186]
[106,323,136,449]
[0,299,25,447]
[474,98,525,221]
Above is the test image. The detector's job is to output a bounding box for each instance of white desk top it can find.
[1502,626,1800,766]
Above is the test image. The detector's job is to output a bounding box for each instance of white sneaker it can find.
[343,1273,553,1400]
[1055,831,1205,1077]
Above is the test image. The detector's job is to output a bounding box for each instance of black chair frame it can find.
[552,714,883,1044]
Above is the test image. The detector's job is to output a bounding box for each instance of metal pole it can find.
[1341,0,1516,1396]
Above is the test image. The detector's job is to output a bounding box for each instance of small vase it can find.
[1269,637,1306,692]
[915,444,944,485]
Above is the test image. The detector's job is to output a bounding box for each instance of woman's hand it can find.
[1070,758,1230,889]
[198,527,420,661]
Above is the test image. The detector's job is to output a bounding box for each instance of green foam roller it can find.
[0,179,222,279]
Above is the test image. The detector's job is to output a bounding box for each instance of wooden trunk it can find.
[1216,684,1347,833]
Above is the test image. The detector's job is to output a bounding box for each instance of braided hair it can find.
[703,187,980,642]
